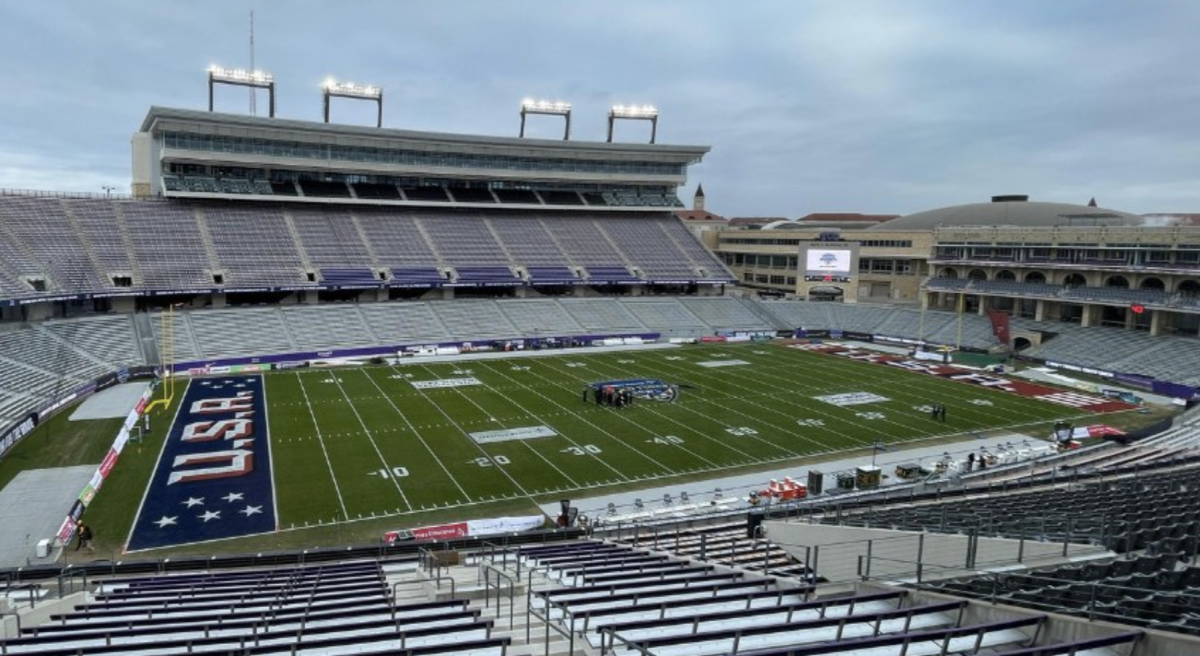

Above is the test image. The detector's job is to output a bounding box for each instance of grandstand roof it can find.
[140,106,709,161]
[876,197,1143,230]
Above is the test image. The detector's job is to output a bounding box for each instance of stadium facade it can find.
[0,106,734,325]
[714,195,1200,338]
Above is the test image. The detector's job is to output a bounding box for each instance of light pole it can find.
[101,185,115,198]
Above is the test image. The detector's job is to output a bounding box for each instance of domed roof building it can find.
[877,195,1142,230]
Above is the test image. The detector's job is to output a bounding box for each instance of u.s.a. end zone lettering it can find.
[168,391,257,485]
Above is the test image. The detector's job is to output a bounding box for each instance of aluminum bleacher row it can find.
[1,559,510,656]
[609,521,812,580]
[508,539,1142,656]
[0,197,727,298]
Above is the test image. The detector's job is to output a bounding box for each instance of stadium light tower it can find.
[322,79,384,128]
[608,104,659,144]
[519,99,572,140]
[208,65,276,117]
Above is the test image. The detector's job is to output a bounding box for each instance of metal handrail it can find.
[479,563,517,630]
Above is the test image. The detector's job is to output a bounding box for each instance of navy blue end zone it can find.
[127,376,276,551]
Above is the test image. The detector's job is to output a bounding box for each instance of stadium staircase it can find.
[348,212,384,274]
[59,204,108,291]
[281,211,317,276]
[191,208,224,284]
[109,204,143,286]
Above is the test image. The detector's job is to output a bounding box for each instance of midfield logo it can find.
[127,376,276,551]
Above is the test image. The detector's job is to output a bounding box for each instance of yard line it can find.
[735,346,1062,427]
[644,349,998,446]
[414,364,587,487]
[330,374,413,512]
[356,369,472,503]
[520,358,741,468]
[472,361,669,478]
[388,363,532,497]
[564,354,808,456]
[294,372,350,521]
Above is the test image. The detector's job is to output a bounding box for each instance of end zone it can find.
[126,376,277,551]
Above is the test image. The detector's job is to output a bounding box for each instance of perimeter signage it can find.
[127,376,276,551]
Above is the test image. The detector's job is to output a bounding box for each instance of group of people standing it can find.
[929,404,947,422]
[584,386,635,408]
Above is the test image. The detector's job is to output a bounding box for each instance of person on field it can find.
[75,522,94,553]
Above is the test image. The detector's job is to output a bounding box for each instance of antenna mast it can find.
[249,11,256,115]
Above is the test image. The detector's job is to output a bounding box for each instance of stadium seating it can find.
[0,560,512,656]
[0,316,143,427]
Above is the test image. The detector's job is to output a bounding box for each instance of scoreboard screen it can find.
[804,248,852,282]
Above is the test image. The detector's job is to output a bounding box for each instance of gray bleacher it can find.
[0,196,107,290]
[622,299,707,331]
[358,302,452,345]
[421,214,509,266]
[354,210,440,268]
[149,309,202,363]
[677,297,770,331]
[204,206,304,286]
[429,301,520,341]
[66,199,134,279]
[0,316,144,427]
[542,217,626,266]
[41,315,140,368]
[559,299,647,332]
[495,299,584,336]
[600,217,699,279]
[512,539,1076,656]
[187,307,296,359]
[487,215,572,266]
[281,305,375,350]
[119,201,213,289]
[288,208,376,269]
[1,560,511,656]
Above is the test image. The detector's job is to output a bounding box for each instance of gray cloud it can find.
[0,1,1197,216]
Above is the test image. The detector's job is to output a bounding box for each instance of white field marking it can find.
[416,364,584,487]
[397,364,531,497]
[122,378,194,551]
[643,354,854,452]
[757,348,1056,429]
[294,372,350,521]
[590,353,816,455]
[329,374,412,512]
[258,408,1098,538]
[356,369,472,503]
[768,345,1050,423]
[475,359,675,478]
[664,346,1033,443]
[260,375,281,529]
[534,354,760,466]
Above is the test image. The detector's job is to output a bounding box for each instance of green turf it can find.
[262,342,1085,529]
[22,341,1142,558]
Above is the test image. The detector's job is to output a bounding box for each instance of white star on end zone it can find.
[154,516,178,528]
[199,510,221,522]
[222,492,244,503]
[240,505,263,517]
[182,497,205,508]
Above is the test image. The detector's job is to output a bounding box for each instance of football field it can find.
[263,342,1082,524]
[128,342,1105,550]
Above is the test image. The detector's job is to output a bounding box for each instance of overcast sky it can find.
[1,1,1197,217]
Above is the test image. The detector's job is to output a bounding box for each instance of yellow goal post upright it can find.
[144,303,178,413]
